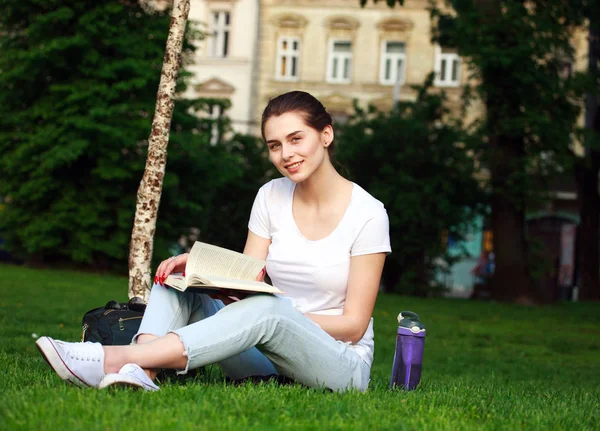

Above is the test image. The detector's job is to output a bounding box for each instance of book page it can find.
[186,242,265,282]
[200,275,282,294]
[163,274,187,292]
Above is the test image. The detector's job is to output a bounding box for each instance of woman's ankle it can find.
[144,368,159,380]
[103,346,127,374]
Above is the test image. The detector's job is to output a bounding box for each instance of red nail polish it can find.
[182,271,186,276]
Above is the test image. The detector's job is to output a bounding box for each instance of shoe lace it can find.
[69,347,100,362]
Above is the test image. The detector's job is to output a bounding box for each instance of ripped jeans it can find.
[134,283,370,392]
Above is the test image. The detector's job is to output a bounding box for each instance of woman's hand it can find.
[256,266,266,283]
[155,253,189,285]
[210,267,266,305]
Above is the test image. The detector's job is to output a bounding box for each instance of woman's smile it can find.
[284,160,303,173]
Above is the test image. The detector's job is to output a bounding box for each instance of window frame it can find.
[379,40,407,86]
[209,10,231,58]
[434,46,461,87]
[275,36,301,82]
[326,39,353,84]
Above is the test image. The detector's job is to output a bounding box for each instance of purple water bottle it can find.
[390,311,426,390]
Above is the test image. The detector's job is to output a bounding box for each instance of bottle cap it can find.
[398,311,426,334]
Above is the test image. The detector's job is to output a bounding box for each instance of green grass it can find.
[0,264,599,430]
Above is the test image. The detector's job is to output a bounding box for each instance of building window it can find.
[210,11,230,58]
[327,40,352,84]
[380,41,406,86]
[275,37,300,81]
[434,46,461,87]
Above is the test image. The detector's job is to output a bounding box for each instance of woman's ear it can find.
[322,125,334,147]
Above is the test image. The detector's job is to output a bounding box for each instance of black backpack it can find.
[81,299,146,346]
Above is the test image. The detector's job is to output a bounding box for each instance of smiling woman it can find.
[263,111,332,182]
[36,91,392,393]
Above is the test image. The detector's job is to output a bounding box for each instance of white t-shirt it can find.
[248,177,392,366]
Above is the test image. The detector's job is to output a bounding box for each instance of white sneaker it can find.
[36,336,105,388]
[99,363,160,392]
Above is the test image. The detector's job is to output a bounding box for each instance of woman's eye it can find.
[269,143,280,150]
[291,137,300,143]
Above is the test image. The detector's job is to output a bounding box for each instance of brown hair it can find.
[260,91,335,156]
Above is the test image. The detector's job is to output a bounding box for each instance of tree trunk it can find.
[473,0,536,303]
[488,135,536,303]
[576,157,600,301]
[128,0,191,301]
[576,16,600,301]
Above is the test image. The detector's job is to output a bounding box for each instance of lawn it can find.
[0,263,599,430]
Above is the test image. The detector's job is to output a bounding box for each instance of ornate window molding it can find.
[376,17,414,34]
[320,93,353,114]
[194,77,235,97]
[325,15,360,41]
[325,15,360,31]
[270,13,308,30]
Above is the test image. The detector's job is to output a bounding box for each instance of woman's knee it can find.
[149,282,170,298]
[136,333,159,344]
[149,282,186,302]
[146,282,198,316]
[238,294,292,317]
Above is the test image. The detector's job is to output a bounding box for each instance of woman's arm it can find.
[243,230,271,261]
[307,252,386,344]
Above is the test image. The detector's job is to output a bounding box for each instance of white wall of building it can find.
[184,0,259,134]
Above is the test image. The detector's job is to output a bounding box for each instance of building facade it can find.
[179,0,587,141]
[254,0,471,132]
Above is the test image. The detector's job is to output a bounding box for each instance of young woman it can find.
[36,91,391,392]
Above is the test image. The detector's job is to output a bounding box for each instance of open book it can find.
[164,241,282,295]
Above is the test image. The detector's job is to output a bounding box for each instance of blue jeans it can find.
[134,284,370,391]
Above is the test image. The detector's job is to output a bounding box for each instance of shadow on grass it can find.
[158,365,320,391]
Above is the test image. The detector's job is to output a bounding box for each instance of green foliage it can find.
[156,103,276,258]
[0,0,272,269]
[195,132,277,253]
[337,76,484,294]
[2,264,599,430]
[0,0,183,265]
[425,1,590,302]
[432,1,584,203]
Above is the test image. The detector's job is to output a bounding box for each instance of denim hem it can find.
[169,329,192,375]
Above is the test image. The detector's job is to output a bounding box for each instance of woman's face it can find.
[263,111,333,183]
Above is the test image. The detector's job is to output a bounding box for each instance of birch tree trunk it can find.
[128,0,191,301]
